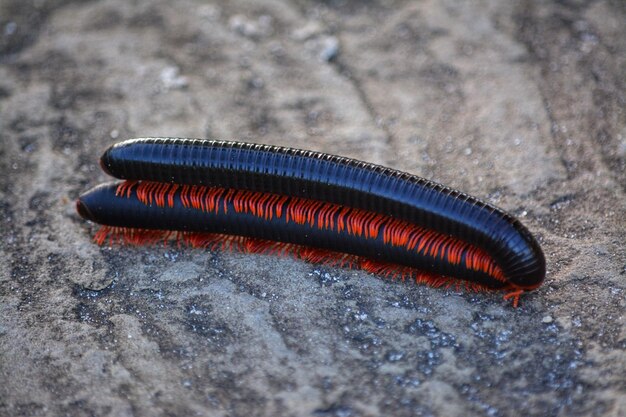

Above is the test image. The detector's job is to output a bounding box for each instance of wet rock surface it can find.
[1,1,624,416]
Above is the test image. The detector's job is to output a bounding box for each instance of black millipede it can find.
[77,138,546,306]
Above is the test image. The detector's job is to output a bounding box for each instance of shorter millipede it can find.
[77,138,546,306]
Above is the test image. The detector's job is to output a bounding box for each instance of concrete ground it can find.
[1,0,625,416]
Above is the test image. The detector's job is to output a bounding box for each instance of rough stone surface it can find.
[1,1,625,416]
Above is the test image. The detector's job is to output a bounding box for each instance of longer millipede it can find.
[77,138,546,305]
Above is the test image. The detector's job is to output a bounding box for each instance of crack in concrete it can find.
[290,1,395,157]
[331,54,394,148]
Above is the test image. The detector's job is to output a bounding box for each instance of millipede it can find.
[76,138,546,306]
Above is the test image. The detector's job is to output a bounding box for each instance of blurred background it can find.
[1,1,624,416]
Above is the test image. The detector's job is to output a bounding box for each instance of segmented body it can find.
[77,138,546,304]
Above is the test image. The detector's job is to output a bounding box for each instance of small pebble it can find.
[160,66,188,90]
[319,36,339,62]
